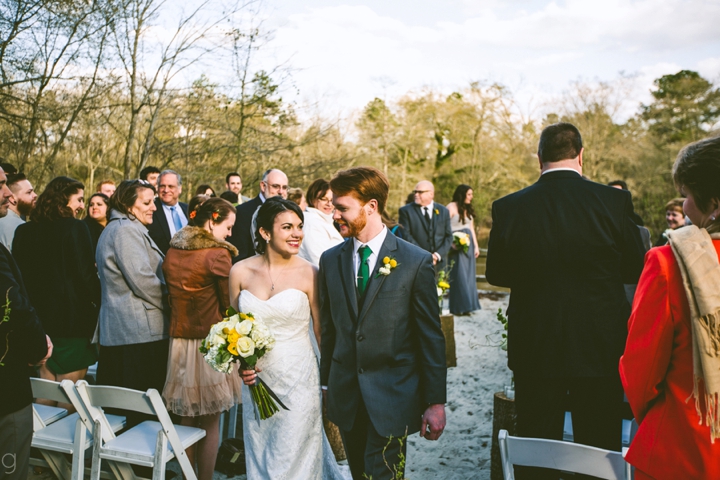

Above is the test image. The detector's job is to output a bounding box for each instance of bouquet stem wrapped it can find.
[200,307,287,420]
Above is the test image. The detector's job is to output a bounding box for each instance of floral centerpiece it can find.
[200,307,287,419]
[452,231,470,253]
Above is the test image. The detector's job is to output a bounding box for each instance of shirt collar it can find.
[259,192,267,203]
[353,226,388,255]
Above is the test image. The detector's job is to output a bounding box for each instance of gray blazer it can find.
[96,210,168,346]
[319,232,447,437]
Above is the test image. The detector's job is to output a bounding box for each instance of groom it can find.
[318,166,447,480]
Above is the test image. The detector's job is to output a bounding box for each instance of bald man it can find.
[228,168,289,262]
[398,180,453,272]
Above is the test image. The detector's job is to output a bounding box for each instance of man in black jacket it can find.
[398,180,453,272]
[485,123,645,479]
[0,166,51,480]
[147,170,189,254]
[228,168,288,262]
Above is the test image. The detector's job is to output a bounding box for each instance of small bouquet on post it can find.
[436,260,454,309]
[452,231,470,253]
[200,307,287,420]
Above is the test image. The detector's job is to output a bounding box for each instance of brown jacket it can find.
[162,226,238,339]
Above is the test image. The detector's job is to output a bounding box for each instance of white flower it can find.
[235,320,253,336]
[236,336,256,357]
[212,334,227,346]
[379,265,392,276]
[227,314,240,325]
[437,287,443,297]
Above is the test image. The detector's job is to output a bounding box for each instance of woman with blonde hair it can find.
[620,136,720,479]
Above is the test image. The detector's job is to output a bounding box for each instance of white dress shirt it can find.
[162,202,188,237]
[352,226,388,286]
[298,208,344,267]
[420,203,434,220]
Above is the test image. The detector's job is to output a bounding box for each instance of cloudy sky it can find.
[252,0,720,120]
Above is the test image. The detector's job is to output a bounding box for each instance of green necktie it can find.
[357,245,372,296]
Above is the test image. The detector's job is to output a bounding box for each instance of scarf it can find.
[667,225,720,442]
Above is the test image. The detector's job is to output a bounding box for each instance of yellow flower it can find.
[227,330,240,344]
[438,281,450,289]
[239,313,248,320]
[389,259,398,268]
[383,256,390,265]
[222,327,230,334]
[227,342,238,356]
[460,237,469,245]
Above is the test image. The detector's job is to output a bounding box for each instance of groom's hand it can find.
[420,404,446,441]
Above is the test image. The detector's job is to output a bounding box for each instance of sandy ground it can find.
[27,292,511,480]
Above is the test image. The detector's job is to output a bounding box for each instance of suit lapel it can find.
[338,240,359,320]
[154,198,171,242]
[358,233,398,325]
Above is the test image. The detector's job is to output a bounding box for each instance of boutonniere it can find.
[377,256,399,277]
[434,208,439,215]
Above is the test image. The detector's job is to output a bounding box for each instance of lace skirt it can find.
[163,338,242,417]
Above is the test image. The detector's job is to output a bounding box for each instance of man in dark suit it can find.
[228,168,288,262]
[319,167,447,480]
[147,170,188,254]
[485,123,646,479]
[398,180,452,272]
[0,166,52,480]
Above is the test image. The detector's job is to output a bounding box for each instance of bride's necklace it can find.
[266,258,290,291]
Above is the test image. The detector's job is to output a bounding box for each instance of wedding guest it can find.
[446,185,481,315]
[486,123,645,479]
[194,184,216,197]
[287,187,308,211]
[225,172,249,204]
[298,179,343,266]
[13,177,99,411]
[147,170,189,254]
[620,136,720,480]
[654,198,686,246]
[0,173,37,251]
[229,168,289,262]
[219,190,238,206]
[96,180,116,197]
[96,180,169,421]
[162,197,241,480]
[382,211,404,239]
[0,166,51,480]
[398,180,453,271]
[84,193,109,253]
[140,166,161,188]
[609,180,646,227]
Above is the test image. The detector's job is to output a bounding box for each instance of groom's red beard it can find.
[337,208,367,238]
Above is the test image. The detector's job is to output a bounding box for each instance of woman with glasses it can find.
[298,179,343,266]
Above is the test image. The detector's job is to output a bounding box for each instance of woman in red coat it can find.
[620,136,720,480]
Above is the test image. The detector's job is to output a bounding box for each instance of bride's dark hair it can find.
[254,197,304,254]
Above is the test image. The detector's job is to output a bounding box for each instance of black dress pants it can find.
[513,374,624,480]
[340,397,407,480]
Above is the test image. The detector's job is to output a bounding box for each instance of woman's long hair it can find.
[84,192,110,223]
[452,184,475,225]
[33,176,84,222]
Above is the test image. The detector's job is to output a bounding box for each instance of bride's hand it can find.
[240,366,262,386]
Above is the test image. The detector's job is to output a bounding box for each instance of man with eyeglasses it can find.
[228,168,289,262]
[398,180,452,272]
[147,170,189,254]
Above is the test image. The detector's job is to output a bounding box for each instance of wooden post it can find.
[440,313,456,368]
[491,391,517,480]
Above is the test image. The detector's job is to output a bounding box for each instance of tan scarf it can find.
[668,225,720,442]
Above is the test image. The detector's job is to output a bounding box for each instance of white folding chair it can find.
[498,429,632,480]
[33,403,69,430]
[75,381,206,480]
[30,378,125,480]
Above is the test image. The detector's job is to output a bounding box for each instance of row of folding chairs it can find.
[30,378,206,480]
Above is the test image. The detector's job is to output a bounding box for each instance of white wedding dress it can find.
[239,288,350,480]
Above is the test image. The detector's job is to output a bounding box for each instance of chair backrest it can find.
[76,382,156,416]
[31,378,73,405]
[498,430,630,480]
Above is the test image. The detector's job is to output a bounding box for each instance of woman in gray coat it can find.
[96,180,169,408]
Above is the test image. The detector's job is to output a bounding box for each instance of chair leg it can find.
[228,405,238,439]
[73,417,87,480]
[152,430,167,480]
[91,420,104,480]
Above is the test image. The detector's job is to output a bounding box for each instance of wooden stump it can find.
[440,314,456,368]
[491,391,517,480]
[323,417,347,461]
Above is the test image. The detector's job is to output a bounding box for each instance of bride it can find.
[228,197,349,480]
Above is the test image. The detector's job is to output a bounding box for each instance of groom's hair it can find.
[330,166,389,213]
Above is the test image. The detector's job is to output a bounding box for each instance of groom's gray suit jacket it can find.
[319,232,447,437]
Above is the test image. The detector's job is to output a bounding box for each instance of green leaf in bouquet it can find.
[244,354,258,367]
[225,306,238,317]
[218,349,232,364]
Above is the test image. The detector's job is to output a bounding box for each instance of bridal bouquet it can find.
[452,231,470,253]
[200,307,287,420]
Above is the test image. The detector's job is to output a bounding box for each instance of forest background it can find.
[2,0,719,244]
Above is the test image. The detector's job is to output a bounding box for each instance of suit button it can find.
[357,335,364,342]
[358,368,364,374]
